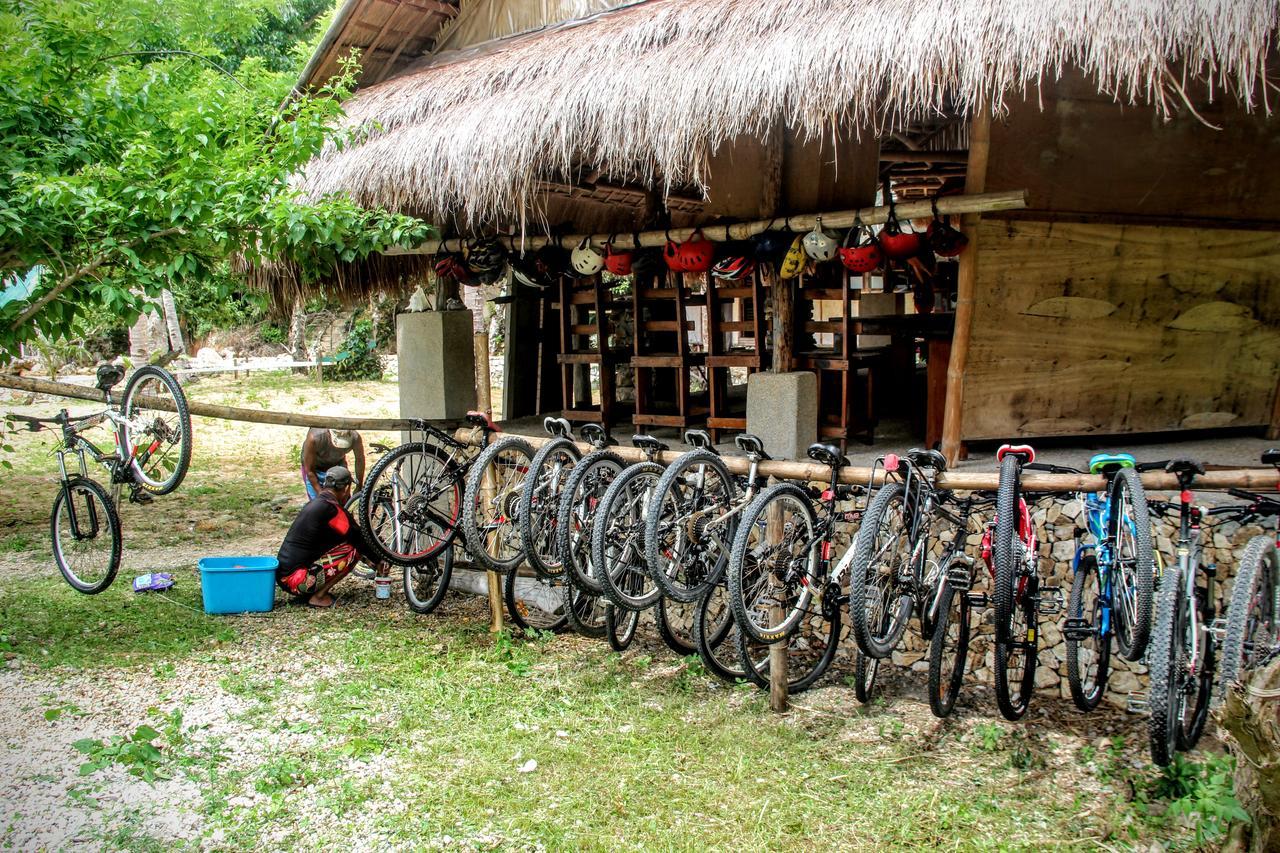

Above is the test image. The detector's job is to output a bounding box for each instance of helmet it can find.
[663,235,684,272]
[878,196,922,261]
[675,228,714,273]
[925,200,968,257]
[535,242,569,280]
[778,234,807,280]
[466,237,507,282]
[837,219,883,273]
[751,227,792,260]
[711,255,756,281]
[510,253,551,289]
[571,236,605,276]
[630,247,662,280]
[603,238,633,276]
[434,252,472,285]
[801,217,838,262]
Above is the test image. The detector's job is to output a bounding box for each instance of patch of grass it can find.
[0,533,33,552]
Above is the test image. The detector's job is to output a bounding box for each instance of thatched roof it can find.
[299,0,1279,229]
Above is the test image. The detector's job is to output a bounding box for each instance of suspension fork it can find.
[57,448,100,539]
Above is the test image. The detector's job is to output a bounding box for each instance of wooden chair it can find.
[556,273,627,430]
[704,267,770,442]
[631,270,708,432]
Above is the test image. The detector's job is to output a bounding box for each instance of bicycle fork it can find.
[56,450,100,540]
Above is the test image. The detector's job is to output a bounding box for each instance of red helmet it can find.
[878,192,922,260]
[663,234,684,272]
[434,251,472,285]
[925,200,968,257]
[604,237,633,276]
[837,218,883,273]
[675,228,714,273]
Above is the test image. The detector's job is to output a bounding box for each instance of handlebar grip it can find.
[1135,460,1170,473]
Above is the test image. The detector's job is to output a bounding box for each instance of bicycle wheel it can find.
[992,454,1022,644]
[927,579,971,718]
[654,596,697,656]
[994,577,1039,721]
[735,602,841,694]
[853,647,880,705]
[848,482,913,659]
[594,462,664,613]
[50,477,122,594]
[645,450,736,603]
[557,451,625,593]
[1066,554,1112,712]
[361,442,461,565]
[120,365,191,495]
[605,603,639,652]
[563,581,608,639]
[1148,566,1184,766]
[726,482,817,644]
[518,438,580,579]
[505,571,568,633]
[1218,536,1280,703]
[693,582,749,684]
[1176,594,1214,752]
[1108,467,1154,661]
[403,546,453,615]
[462,437,534,573]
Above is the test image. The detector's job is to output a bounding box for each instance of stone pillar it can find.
[745,371,818,461]
[397,310,478,420]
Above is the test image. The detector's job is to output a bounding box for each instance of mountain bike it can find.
[36,364,192,593]
[518,417,580,578]
[1025,453,1154,712]
[358,411,502,566]
[1216,449,1280,701]
[592,435,671,614]
[557,424,624,595]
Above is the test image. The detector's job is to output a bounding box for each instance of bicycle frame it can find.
[53,409,137,538]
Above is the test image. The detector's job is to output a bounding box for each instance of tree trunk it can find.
[1220,656,1280,852]
[288,292,308,373]
[160,289,185,355]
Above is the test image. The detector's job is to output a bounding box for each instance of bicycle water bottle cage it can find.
[95,364,124,393]
[631,435,669,457]
[806,443,844,469]
[1087,453,1135,475]
[1262,449,1280,467]
[543,416,571,438]
[683,429,715,452]
[996,444,1035,464]
[907,448,947,472]
[465,411,499,432]
[580,423,610,448]
[735,434,770,460]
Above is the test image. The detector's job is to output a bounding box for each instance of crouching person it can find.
[276,466,383,608]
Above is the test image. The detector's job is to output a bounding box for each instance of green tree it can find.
[0,0,431,362]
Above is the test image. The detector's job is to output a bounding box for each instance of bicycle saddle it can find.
[906,448,947,472]
[683,429,715,451]
[806,443,845,469]
[465,410,499,431]
[996,443,1035,464]
[632,434,669,453]
[542,416,571,438]
[95,364,125,393]
[580,423,612,447]
[1165,458,1205,478]
[1262,449,1280,467]
[734,434,770,459]
[1087,452,1135,475]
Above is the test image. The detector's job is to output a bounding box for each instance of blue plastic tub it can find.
[199,556,278,614]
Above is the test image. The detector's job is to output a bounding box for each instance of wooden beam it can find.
[939,106,992,466]
[879,150,969,163]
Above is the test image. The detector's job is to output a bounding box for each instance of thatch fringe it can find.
[239,253,434,315]
[299,0,1279,226]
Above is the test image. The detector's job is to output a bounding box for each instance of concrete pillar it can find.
[745,371,818,461]
[397,310,477,420]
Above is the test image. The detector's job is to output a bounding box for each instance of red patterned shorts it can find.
[279,543,359,595]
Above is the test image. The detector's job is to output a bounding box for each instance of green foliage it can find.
[260,323,287,344]
[1145,753,1249,844]
[326,318,381,381]
[0,0,433,361]
[74,723,170,783]
[168,274,270,340]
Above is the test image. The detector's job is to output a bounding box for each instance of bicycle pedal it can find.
[1126,692,1148,714]
[1209,617,1228,642]
[1037,586,1064,616]
[965,592,989,608]
[1062,617,1094,641]
[128,489,154,505]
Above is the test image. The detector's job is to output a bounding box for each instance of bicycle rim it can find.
[645,452,735,603]
[994,582,1038,721]
[595,465,663,612]
[504,572,567,633]
[1066,555,1111,713]
[727,484,816,643]
[403,546,453,614]
[364,444,460,565]
[520,441,579,577]
[928,582,970,718]
[51,478,121,594]
[122,366,191,495]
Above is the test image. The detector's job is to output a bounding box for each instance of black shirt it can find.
[276,492,370,575]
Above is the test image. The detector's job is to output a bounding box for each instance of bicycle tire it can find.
[1108,467,1154,661]
[403,546,453,615]
[993,576,1039,721]
[726,482,818,644]
[644,449,736,604]
[361,442,462,566]
[120,365,192,495]
[518,438,580,579]
[594,462,665,613]
[853,647,880,705]
[693,582,750,684]
[1147,566,1183,766]
[654,596,697,656]
[848,482,913,659]
[605,602,639,652]
[927,579,971,718]
[1066,554,1112,713]
[1176,594,1215,752]
[557,450,625,594]
[462,437,534,573]
[563,580,608,639]
[1217,535,1280,704]
[50,477,122,594]
[992,453,1022,644]
[734,604,840,694]
[504,571,568,633]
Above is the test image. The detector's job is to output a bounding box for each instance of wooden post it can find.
[940,104,992,466]
[766,479,788,713]
[767,268,794,713]
[474,330,505,633]
[316,349,324,384]
[1268,373,1280,441]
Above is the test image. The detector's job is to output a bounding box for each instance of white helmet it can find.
[802,217,838,262]
[571,236,605,276]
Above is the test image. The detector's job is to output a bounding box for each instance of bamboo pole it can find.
[939,105,992,467]
[473,331,505,634]
[766,479,788,713]
[387,190,1028,256]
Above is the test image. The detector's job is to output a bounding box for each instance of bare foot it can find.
[307,592,336,608]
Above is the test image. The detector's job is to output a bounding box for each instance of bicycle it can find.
[38,364,192,594]
[1216,449,1280,701]
[592,435,670,615]
[1024,453,1154,712]
[518,417,581,579]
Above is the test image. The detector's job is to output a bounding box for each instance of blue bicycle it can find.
[1029,453,1155,712]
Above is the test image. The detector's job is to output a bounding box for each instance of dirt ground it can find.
[0,370,1251,850]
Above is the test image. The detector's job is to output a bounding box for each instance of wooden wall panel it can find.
[961,220,1280,439]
